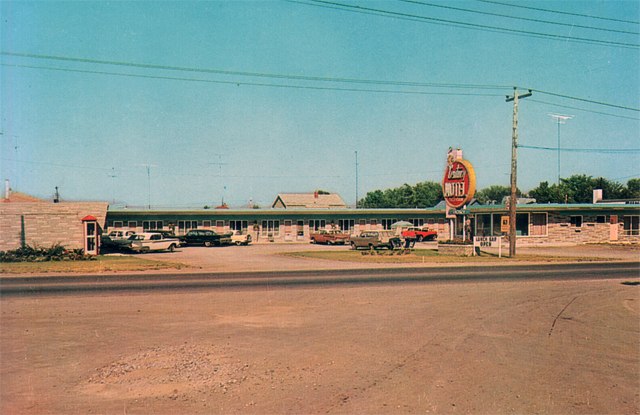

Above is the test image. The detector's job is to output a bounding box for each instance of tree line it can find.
[357,175,640,208]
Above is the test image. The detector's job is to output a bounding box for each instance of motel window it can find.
[516,213,529,236]
[113,221,123,229]
[370,219,377,228]
[338,219,355,232]
[261,220,280,236]
[570,216,583,228]
[216,221,225,232]
[297,220,304,236]
[491,214,503,236]
[230,220,248,233]
[382,219,397,230]
[410,218,424,227]
[284,220,292,234]
[203,220,212,228]
[623,216,639,236]
[530,213,547,236]
[475,214,491,237]
[596,216,607,224]
[143,220,163,230]
[359,219,367,228]
[177,220,198,234]
[128,221,137,229]
[309,219,326,232]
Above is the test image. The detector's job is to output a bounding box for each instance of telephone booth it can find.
[82,215,100,255]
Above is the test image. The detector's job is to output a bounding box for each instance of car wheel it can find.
[204,241,212,247]
[235,241,242,246]
[350,242,356,250]
[417,235,423,242]
[327,240,333,245]
[368,244,374,250]
[168,244,176,252]
[310,238,316,244]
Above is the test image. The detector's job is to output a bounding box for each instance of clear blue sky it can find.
[1,0,638,208]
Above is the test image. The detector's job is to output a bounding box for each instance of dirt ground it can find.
[1,277,639,414]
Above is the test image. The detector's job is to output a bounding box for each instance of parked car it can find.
[349,230,402,250]
[127,232,180,253]
[179,229,233,247]
[401,227,438,242]
[231,231,252,246]
[101,230,137,251]
[310,229,350,245]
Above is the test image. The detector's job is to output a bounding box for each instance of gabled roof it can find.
[272,193,347,209]
[1,191,46,203]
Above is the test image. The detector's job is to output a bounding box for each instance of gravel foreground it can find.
[1,276,638,414]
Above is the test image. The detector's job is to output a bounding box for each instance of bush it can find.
[0,244,95,262]
[438,238,473,245]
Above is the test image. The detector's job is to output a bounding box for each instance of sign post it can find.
[473,236,502,258]
[442,149,476,241]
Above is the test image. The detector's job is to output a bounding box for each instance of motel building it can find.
[103,192,640,246]
[1,184,639,253]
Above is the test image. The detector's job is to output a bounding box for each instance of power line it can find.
[528,99,639,121]
[530,88,639,112]
[519,145,640,154]
[402,0,639,36]
[2,57,636,114]
[0,63,506,98]
[0,51,510,90]
[299,0,639,49]
[473,0,640,26]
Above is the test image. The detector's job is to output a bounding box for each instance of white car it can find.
[127,232,179,253]
[231,231,252,246]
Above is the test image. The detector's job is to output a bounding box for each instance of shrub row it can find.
[0,244,95,262]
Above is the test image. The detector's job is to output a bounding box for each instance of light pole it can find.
[549,114,573,183]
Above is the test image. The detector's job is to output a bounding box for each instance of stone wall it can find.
[517,213,632,246]
[0,202,108,251]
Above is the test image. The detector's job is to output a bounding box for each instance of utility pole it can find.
[505,87,532,257]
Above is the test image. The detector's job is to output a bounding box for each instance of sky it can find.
[1,0,638,208]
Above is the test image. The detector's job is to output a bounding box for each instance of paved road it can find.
[2,262,638,295]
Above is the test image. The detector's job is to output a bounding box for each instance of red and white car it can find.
[401,227,438,242]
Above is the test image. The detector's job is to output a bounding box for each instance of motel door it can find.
[82,215,99,255]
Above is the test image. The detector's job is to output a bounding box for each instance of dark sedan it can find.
[179,229,233,247]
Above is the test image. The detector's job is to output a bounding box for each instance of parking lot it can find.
[128,241,639,274]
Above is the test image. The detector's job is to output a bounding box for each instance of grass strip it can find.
[0,255,189,274]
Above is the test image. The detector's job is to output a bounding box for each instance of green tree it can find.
[359,181,442,208]
[528,181,563,203]
[475,185,514,204]
[625,178,640,199]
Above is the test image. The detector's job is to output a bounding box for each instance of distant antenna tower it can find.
[209,154,227,205]
[108,167,117,204]
[549,113,573,183]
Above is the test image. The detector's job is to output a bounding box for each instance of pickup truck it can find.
[310,229,350,245]
[401,227,438,242]
[179,229,233,247]
[127,232,180,253]
[349,230,402,250]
